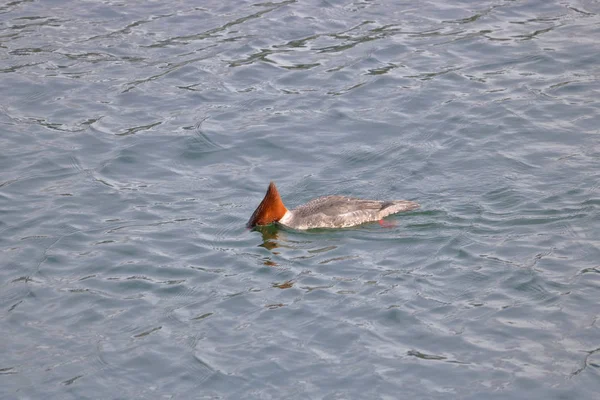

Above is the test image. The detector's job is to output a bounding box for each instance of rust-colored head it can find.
[247,181,288,227]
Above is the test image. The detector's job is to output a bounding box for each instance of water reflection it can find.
[252,224,283,266]
[254,224,282,251]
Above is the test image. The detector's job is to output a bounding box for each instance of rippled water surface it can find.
[2,0,600,398]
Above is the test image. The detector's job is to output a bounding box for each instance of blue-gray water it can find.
[1,0,600,398]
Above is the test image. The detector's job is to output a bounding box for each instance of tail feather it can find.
[379,200,419,218]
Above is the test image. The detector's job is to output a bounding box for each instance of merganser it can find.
[247,182,419,230]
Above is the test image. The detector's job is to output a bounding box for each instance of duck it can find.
[247,181,419,230]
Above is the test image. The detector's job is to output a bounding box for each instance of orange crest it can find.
[247,182,288,227]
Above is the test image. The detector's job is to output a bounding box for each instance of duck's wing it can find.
[292,196,377,217]
[291,196,419,228]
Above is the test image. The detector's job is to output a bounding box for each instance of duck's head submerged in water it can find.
[247,181,288,228]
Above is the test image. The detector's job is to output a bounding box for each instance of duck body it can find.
[247,182,419,230]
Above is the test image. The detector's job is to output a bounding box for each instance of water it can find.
[1,0,600,398]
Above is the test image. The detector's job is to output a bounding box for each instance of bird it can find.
[247,181,419,229]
